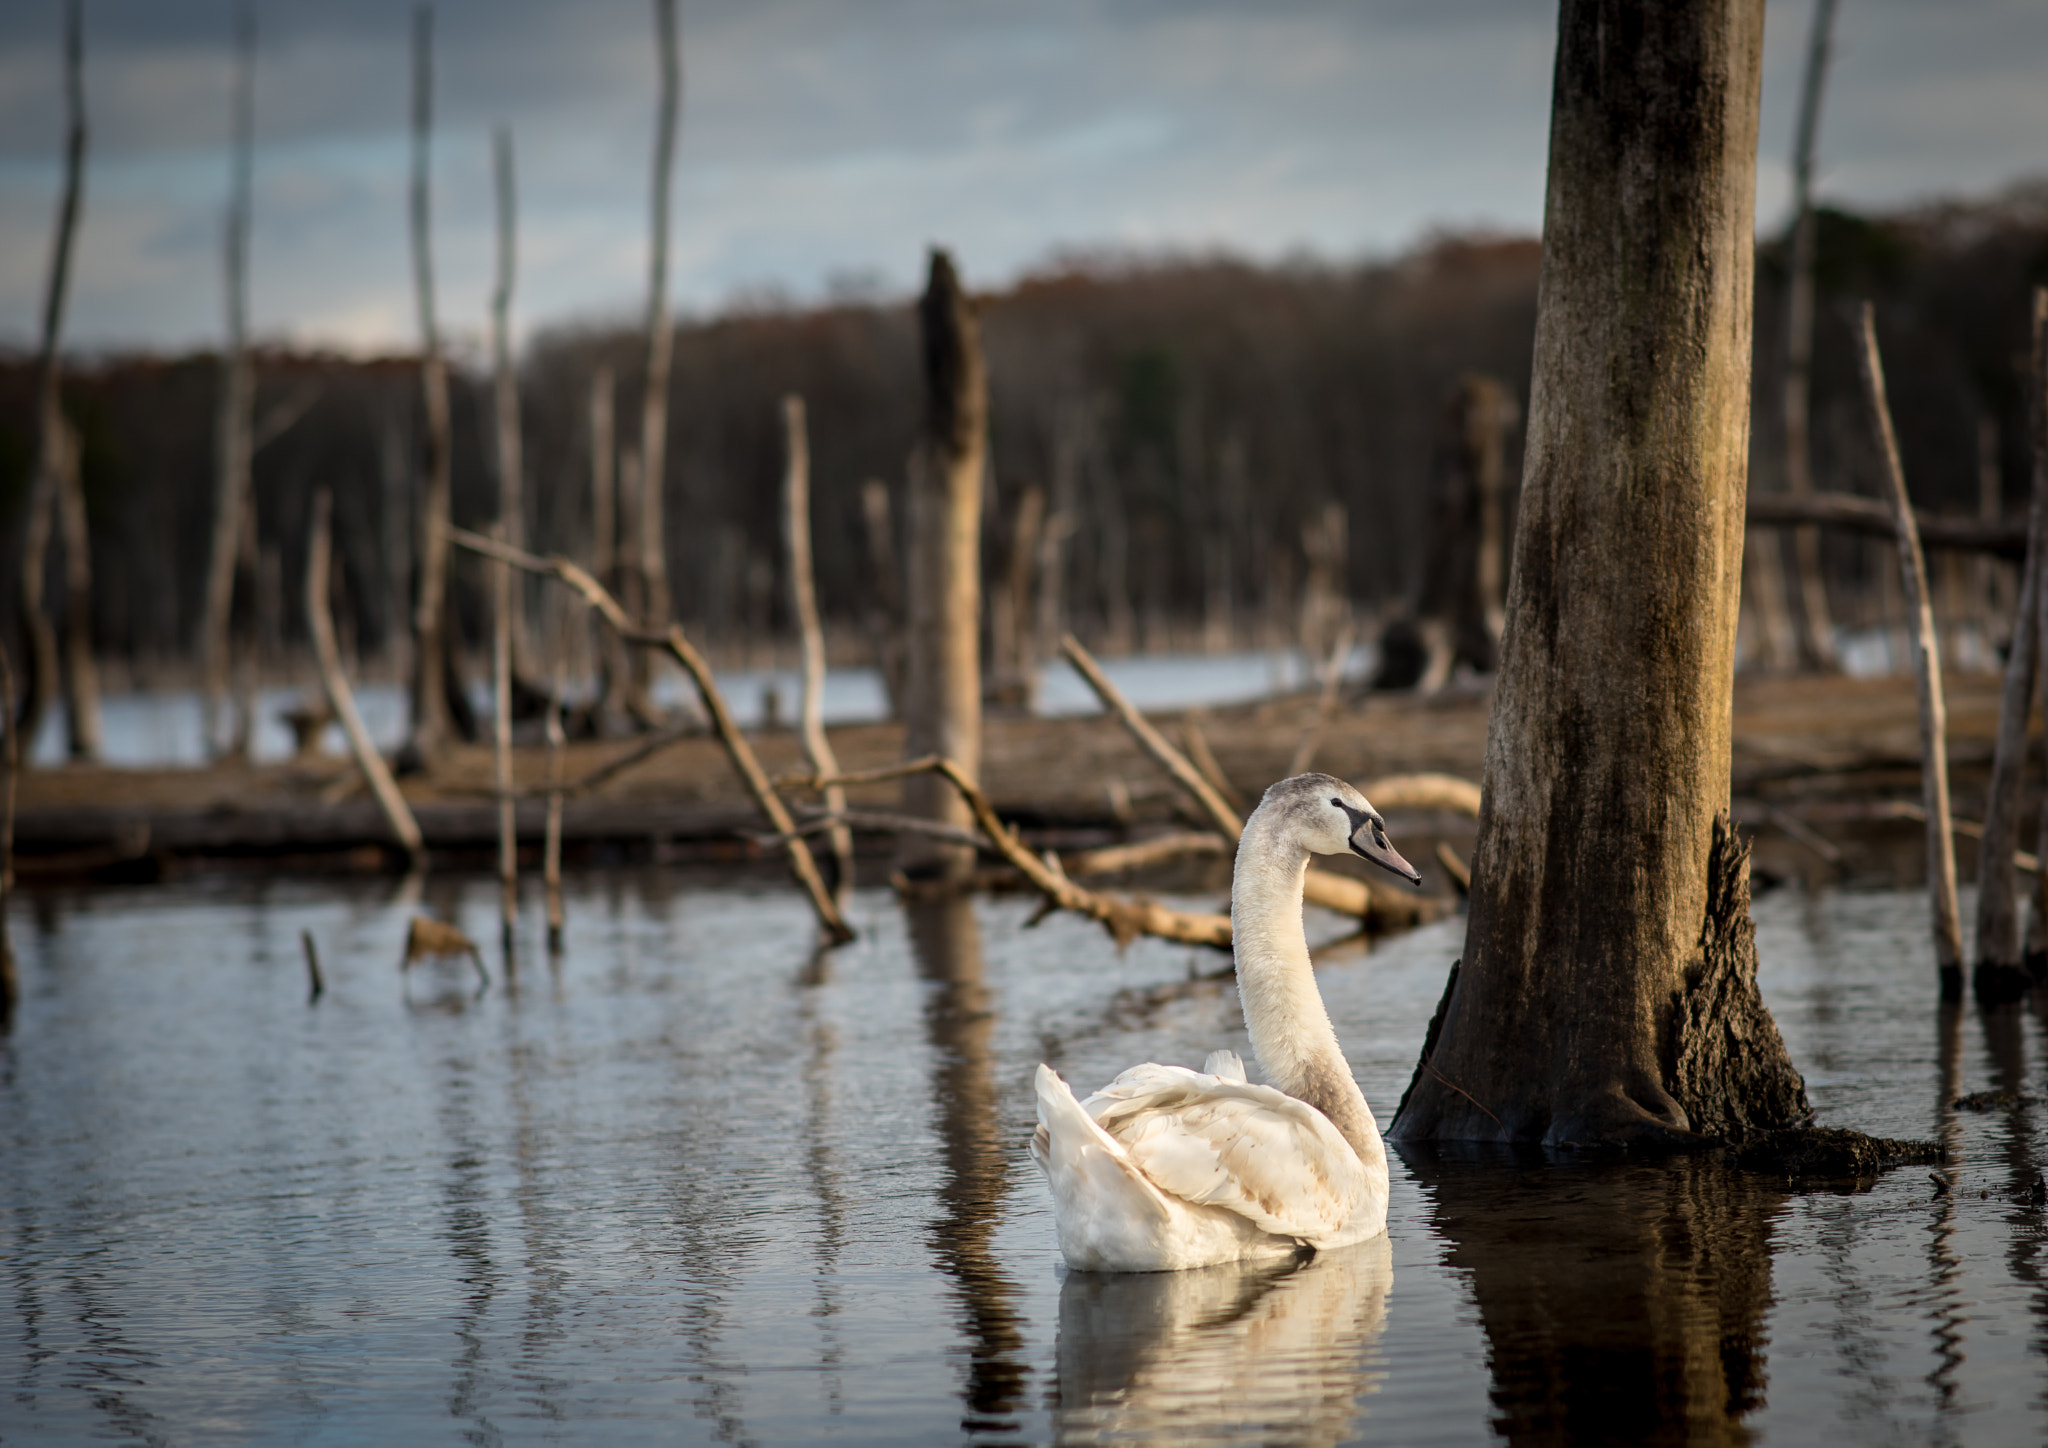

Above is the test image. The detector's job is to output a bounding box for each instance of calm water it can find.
[3,874,2046,1445]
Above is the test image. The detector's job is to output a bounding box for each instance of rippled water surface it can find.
[4,874,2047,1445]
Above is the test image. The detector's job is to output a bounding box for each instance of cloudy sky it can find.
[1,0,2044,355]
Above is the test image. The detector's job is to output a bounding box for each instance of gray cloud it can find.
[1,0,2041,351]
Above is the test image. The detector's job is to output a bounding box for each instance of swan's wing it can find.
[1082,1064,1369,1243]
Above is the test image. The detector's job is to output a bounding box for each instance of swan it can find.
[1032,773,1422,1272]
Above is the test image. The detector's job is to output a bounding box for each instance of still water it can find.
[3,874,2046,1445]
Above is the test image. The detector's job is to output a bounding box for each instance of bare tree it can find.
[1781,0,1843,671]
[20,0,100,760]
[899,250,987,879]
[782,395,852,897]
[1392,0,1808,1146]
[406,3,457,759]
[200,0,256,758]
[490,124,527,616]
[639,0,680,630]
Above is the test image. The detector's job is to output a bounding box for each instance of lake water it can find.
[3,874,2046,1446]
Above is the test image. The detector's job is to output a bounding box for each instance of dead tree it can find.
[899,250,987,880]
[1780,0,1842,671]
[638,0,680,635]
[20,0,100,760]
[1375,375,1511,690]
[859,478,908,716]
[1972,290,2048,1004]
[1857,304,1964,998]
[782,395,852,897]
[1392,0,1810,1147]
[201,0,256,758]
[405,4,459,759]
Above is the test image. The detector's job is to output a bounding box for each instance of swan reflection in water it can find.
[1053,1232,1393,1446]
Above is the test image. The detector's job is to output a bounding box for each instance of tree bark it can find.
[899,251,987,879]
[1973,291,2048,1003]
[202,0,256,759]
[1781,0,1842,672]
[1856,302,1965,999]
[406,4,456,759]
[859,477,908,717]
[1391,0,1809,1148]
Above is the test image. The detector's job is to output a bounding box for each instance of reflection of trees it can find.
[1403,1149,1786,1446]
[1053,1235,1392,1446]
[907,896,1032,1435]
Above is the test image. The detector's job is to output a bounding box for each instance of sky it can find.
[1,0,2044,356]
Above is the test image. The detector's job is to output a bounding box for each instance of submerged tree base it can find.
[1724,1127,1944,1180]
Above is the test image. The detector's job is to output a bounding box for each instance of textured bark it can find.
[1391,0,1807,1147]
[201,0,255,758]
[899,251,986,879]
[1974,292,2048,1002]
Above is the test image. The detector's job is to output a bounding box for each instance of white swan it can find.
[1032,773,1422,1272]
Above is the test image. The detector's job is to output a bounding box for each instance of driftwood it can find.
[1360,772,1483,818]
[1856,302,1964,998]
[1065,831,1229,877]
[783,395,851,897]
[307,491,424,866]
[1058,633,1376,920]
[1972,289,2048,1001]
[1179,715,1246,815]
[445,526,853,944]
[1746,493,2025,558]
[792,756,1233,949]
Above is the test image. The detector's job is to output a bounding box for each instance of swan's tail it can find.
[1032,1064,1175,1269]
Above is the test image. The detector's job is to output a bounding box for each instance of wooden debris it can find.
[403,915,488,987]
[300,929,324,1002]
[1065,832,1229,878]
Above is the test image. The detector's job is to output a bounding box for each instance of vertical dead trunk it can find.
[202,0,256,759]
[1392,0,1809,1147]
[492,523,517,964]
[899,250,987,879]
[860,477,908,717]
[489,123,530,694]
[1857,303,1965,998]
[782,395,852,898]
[0,644,16,1025]
[989,484,1045,710]
[638,0,680,636]
[1781,0,1842,672]
[1977,415,2012,648]
[406,4,455,759]
[2028,305,2048,983]
[20,0,94,760]
[587,367,630,729]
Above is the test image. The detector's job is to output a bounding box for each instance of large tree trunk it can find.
[1391,0,1808,1148]
[898,250,986,880]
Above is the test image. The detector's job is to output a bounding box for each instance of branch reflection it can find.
[1052,1234,1392,1446]
[1403,1148,1787,1446]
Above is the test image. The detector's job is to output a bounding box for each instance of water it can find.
[28,649,1347,770]
[3,875,2046,1445]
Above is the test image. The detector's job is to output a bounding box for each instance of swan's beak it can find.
[1350,818,1422,886]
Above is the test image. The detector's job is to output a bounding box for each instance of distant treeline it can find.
[3,184,2045,674]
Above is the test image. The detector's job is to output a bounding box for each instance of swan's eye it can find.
[1329,797,1343,808]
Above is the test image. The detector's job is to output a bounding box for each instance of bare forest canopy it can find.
[3,184,2046,675]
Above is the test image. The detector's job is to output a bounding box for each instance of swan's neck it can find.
[1230,816,1383,1166]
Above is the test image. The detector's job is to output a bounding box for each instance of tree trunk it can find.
[1391,0,1810,1148]
[406,4,456,759]
[1974,291,2048,1002]
[859,477,908,717]
[202,0,256,759]
[1781,0,1841,673]
[899,250,986,880]
[638,0,680,635]
[783,395,852,898]
[19,0,93,760]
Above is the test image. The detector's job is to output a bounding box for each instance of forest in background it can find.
[1,183,2044,684]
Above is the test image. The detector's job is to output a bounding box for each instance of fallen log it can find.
[1747,492,2026,558]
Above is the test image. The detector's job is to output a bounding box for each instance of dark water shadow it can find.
[1400,1146,1789,1447]
[906,895,1033,1438]
[1051,1235,1393,1446]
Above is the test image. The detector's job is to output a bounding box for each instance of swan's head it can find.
[1259,773,1422,886]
